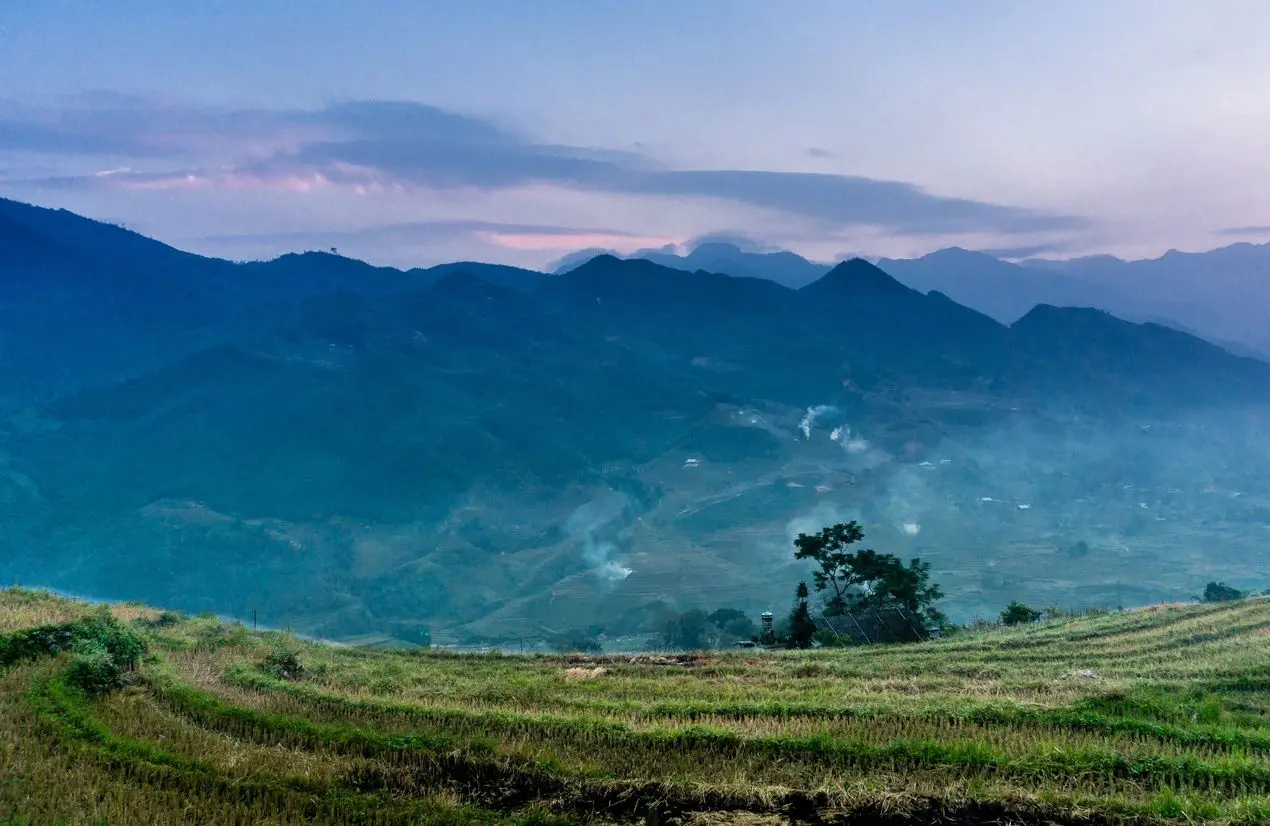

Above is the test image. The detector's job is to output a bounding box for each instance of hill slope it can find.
[560,240,1265,358]
[4,587,1270,824]
[876,247,1141,324]
[1024,243,1270,358]
[6,244,1270,641]
[6,204,1270,643]
[0,196,541,400]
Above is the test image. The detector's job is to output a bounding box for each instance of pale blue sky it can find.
[2,1,1268,268]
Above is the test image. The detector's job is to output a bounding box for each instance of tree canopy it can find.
[786,581,817,649]
[793,520,944,629]
[1000,601,1042,626]
[1199,581,1245,603]
[662,609,712,650]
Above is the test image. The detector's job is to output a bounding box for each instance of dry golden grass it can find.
[0,661,343,826]
[0,587,161,632]
[5,588,1270,825]
[562,667,609,681]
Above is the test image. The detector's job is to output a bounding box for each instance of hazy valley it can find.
[3,197,1270,647]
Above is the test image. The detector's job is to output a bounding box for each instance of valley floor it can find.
[2,588,1270,825]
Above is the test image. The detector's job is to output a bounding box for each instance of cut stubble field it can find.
[2,587,1270,825]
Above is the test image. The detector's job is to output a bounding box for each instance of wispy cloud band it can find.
[0,95,1090,238]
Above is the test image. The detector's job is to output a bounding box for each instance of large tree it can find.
[1199,581,1245,603]
[786,581,817,649]
[794,521,945,629]
[662,609,713,650]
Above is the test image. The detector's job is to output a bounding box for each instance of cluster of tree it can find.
[787,521,945,647]
[548,630,603,653]
[661,608,758,650]
[542,605,761,653]
[555,529,1269,655]
[1198,581,1248,603]
[782,532,1270,646]
[785,581,818,648]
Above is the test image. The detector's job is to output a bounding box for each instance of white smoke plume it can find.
[880,465,934,537]
[592,555,634,583]
[784,502,862,551]
[845,437,870,454]
[829,422,871,454]
[798,405,838,440]
[565,490,635,586]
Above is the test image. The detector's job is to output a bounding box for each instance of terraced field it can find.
[3,588,1270,824]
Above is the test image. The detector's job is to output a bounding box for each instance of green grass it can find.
[4,588,1270,824]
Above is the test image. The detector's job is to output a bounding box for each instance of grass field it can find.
[3,588,1270,824]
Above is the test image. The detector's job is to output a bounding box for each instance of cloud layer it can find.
[1,95,1088,241]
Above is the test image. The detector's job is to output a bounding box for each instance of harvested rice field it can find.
[3,587,1270,825]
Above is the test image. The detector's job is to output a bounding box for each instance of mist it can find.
[565,490,637,587]
[773,404,1270,622]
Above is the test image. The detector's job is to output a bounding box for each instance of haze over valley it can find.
[3,196,1270,645]
[11,7,1270,824]
[4,2,1270,649]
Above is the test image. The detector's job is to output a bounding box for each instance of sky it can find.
[2,0,1269,270]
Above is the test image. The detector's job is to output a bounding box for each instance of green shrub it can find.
[1,612,145,670]
[0,622,80,666]
[64,650,129,695]
[1199,581,1245,603]
[812,628,852,647]
[135,610,186,629]
[0,612,146,695]
[1000,601,1042,626]
[260,649,305,681]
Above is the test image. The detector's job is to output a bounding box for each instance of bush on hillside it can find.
[260,649,305,681]
[1001,601,1043,626]
[134,610,185,629]
[189,619,252,652]
[1199,581,1245,603]
[65,649,129,695]
[0,611,147,695]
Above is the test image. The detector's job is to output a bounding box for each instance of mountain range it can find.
[3,196,1270,644]
[558,238,1270,359]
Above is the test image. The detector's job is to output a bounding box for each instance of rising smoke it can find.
[776,404,1270,616]
[798,405,838,440]
[565,489,636,586]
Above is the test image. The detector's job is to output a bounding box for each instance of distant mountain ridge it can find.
[554,237,1270,359]
[5,196,1270,642]
[0,197,542,400]
[1021,243,1270,357]
[555,241,832,288]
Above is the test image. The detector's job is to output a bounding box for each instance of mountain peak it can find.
[803,257,915,296]
[578,253,625,268]
[565,253,678,282]
[918,247,1000,264]
[688,241,744,256]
